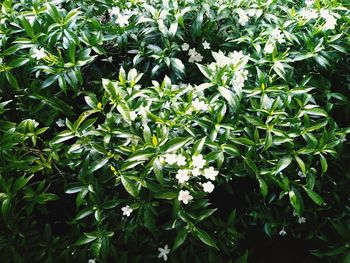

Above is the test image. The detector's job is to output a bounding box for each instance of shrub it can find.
[0,0,350,262]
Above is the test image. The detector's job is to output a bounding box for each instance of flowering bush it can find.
[1,0,350,262]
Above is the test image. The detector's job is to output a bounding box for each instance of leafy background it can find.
[0,0,349,262]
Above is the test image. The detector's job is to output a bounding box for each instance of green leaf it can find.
[274,157,292,175]
[257,175,268,197]
[75,208,94,220]
[74,234,97,246]
[194,228,218,250]
[319,154,328,174]
[234,251,249,263]
[196,64,212,79]
[90,157,109,172]
[172,227,189,251]
[302,186,326,206]
[192,137,206,155]
[12,175,34,193]
[222,144,240,157]
[218,86,238,110]
[5,72,19,90]
[73,110,97,131]
[289,187,302,216]
[21,17,36,39]
[160,137,191,153]
[152,157,163,184]
[117,102,131,125]
[121,176,139,197]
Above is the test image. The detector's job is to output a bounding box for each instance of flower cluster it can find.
[320,9,338,30]
[236,8,263,26]
[165,152,219,204]
[181,43,204,63]
[110,6,133,27]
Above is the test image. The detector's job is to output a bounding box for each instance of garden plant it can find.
[0,0,350,262]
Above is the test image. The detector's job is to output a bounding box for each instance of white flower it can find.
[176,169,190,183]
[320,10,337,30]
[202,181,215,193]
[191,167,201,177]
[181,43,190,51]
[305,0,314,6]
[138,105,149,118]
[121,205,133,217]
[232,73,246,89]
[323,15,337,30]
[165,153,178,165]
[32,47,46,60]
[192,154,206,168]
[203,40,210,49]
[176,154,187,166]
[110,6,120,16]
[55,118,65,127]
[212,50,233,67]
[247,9,256,17]
[298,217,306,224]
[188,48,197,56]
[229,50,245,65]
[300,8,318,20]
[88,260,96,263]
[130,111,138,121]
[271,28,285,44]
[203,166,219,180]
[192,98,208,111]
[178,190,193,204]
[115,14,130,27]
[101,56,113,63]
[193,52,203,62]
[237,9,249,26]
[279,228,287,236]
[158,244,170,261]
[264,42,274,54]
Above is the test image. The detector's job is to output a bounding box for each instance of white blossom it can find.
[192,98,208,111]
[32,47,46,60]
[202,181,215,193]
[271,28,285,44]
[192,154,206,168]
[264,42,274,54]
[88,260,96,263]
[110,6,120,16]
[56,118,65,127]
[191,167,201,177]
[176,154,187,166]
[237,9,249,26]
[203,40,210,49]
[321,11,337,30]
[193,52,203,62]
[121,205,133,217]
[300,8,318,20]
[188,48,197,57]
[203,166,219,180]
[165,153,178,165]
[298,217,306,224]
[232,72,246,89]
[130,110,138,121]
[158,244,170,261]
[181,43,190,51]
[101,56,113,63]
[305,0,314,6]
[176,169,190,183]
[279,228,287,236]
[178,190,193,204]
[115,14,130,27]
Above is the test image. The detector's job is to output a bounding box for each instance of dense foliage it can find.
[1,0,350,262]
